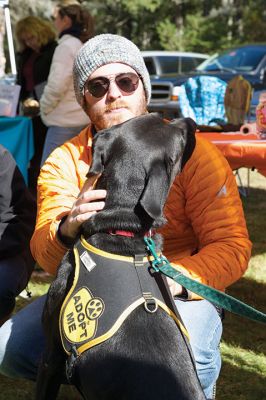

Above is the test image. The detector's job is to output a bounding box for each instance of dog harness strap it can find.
[59,240,166,356]
[59,239,190,359]
[134,254,158,313]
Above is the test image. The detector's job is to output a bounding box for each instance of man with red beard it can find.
[0,34,251,400]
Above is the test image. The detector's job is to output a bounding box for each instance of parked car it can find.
[148,44,266,119]
[141,50,209,78]
[141,51,209,118]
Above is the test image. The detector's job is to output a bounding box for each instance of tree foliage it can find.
[1,0,266,74]
[88,0,266,53]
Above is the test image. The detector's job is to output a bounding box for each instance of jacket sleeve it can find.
[30,135,90,275]
[0,146,36,258]
[163,138,252,296]
[40,38,77,116]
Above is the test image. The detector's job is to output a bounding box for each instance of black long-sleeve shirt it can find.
[0,145,36,259]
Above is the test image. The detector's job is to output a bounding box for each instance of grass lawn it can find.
[0,168,265,399]
[217,169,266,400]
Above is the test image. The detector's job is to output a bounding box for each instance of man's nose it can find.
[106,81,121,100]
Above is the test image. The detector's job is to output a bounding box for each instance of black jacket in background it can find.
[16,40,57,101]
[0,145,36,263]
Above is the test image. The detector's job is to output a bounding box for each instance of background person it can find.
[0,145,36,327]
[39,0,94,165]
[15,16,57,195]
[0,34,251,400]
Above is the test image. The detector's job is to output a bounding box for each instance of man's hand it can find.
[60,175,106,240]
[167,277,183,297]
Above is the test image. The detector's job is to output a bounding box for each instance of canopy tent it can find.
[0,0,16,76]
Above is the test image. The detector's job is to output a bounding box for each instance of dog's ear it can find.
[87,130,112,178]
[140,164,169,220]
[169,117,196,171]
[87,144,104,178]
[180,117,196,170]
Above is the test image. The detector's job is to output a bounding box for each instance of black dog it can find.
[35,113,206,400]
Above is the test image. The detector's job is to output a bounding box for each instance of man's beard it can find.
[85,97,148,131]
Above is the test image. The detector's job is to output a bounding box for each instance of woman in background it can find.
[15,16,57,194]
[40,0,94,165]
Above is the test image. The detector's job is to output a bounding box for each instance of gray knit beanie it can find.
[73,34,151,106]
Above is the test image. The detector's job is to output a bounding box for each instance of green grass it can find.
[0,168,265,399]
[217,169,266,400]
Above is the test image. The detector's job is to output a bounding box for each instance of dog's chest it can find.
[59,237,186,357]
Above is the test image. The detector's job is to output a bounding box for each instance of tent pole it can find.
[3,3,17,76]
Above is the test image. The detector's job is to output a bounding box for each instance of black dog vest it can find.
[59,236,189,356]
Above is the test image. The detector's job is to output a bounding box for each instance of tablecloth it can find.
[0,116,34,184]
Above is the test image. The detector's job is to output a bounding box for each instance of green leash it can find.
[144,237,266,324]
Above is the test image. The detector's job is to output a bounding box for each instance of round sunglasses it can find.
[84,72,140,98]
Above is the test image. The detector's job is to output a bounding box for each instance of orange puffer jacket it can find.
[30,125,251,297]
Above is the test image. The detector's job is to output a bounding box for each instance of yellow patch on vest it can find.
[62,287,105,344]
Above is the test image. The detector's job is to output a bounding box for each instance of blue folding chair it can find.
[179,75,250,196]
[178,76,227,126]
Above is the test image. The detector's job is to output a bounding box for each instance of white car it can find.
[141,50,209,77]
